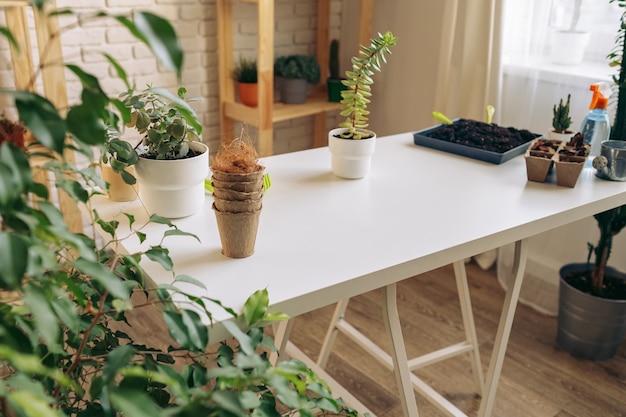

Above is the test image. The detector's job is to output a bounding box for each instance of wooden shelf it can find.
[224,93,342,126]
[217,0,371,156]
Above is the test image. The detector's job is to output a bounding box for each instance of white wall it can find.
[339,0,448,137]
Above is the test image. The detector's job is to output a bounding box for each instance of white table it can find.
[92,132,626,417]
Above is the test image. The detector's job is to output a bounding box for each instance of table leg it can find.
[382,283,420,417]
[270,319,294,365]
[318,298,351,369]
[478,238,529,417]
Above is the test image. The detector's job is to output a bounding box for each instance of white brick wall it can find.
[0,0,343,155]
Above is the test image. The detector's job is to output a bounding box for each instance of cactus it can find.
[329,38,340,79]
[552,94,572,133]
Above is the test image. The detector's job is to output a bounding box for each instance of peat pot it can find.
[135,141,209,218]
[558,263,626,360]
[328,128,376,179]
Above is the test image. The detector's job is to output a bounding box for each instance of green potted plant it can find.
[0,4,359,416]
[234,56,258,107]
[327,38,346,102]
[548,93,574,141]
[274,54,320,104]
[328,31,398,179]
[121,84,209,218]
[556,0,626,360]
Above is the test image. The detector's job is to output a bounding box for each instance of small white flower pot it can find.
[135,141,209,218]
[328,128,376,179]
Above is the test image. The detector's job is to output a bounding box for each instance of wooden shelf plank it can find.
[224,93,342,126]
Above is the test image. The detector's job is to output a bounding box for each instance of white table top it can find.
[93,132,626,342]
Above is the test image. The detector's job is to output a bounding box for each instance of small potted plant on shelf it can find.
[328,31,398,179]
[121,85,209,218]
[327,38,346,102]
[274,54,321,104]
[549,93,574,141]
[234,56,258,107]
[556,0,626,361]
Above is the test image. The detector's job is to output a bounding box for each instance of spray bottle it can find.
[580,82,611,156]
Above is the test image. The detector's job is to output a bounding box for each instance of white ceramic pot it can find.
[547,130,574,142]
[550,30,590,66]
[135,141,209,218]
[328,128,376,179]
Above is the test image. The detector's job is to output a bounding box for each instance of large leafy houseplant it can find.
[0,2,359,416]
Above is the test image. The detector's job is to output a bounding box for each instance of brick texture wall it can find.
[0,0,343,156]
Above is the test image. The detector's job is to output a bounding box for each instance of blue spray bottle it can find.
[580,82,611,156]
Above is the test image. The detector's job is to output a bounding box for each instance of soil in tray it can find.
[426,119,538,153]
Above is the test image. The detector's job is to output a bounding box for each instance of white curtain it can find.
[497,0,626,316]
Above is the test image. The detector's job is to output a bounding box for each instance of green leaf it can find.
[6,91,66,154]
[162,310,208,351]
[133,12,184,79]
[109,389,162,417]
[103,345,135,383]
[163,229,200,242]
[0,26,20,52]
[104,53,130,90]
[222,320,254,355]
[145,247,173,271]
[243,288,269,326]
[67,104,107,145]
[211,391,245,416]
[72,258,129,300]
[0,232,28,288]
[173,274,207,290]
[23,285,61,352]
[7,390,61,417]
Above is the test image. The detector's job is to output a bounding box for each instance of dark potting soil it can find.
[426,119,537,153]
[562,269,626,300]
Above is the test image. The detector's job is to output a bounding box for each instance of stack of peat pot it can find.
[211,137,265,258]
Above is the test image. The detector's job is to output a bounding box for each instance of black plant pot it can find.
[557,263,626,360]
[327,77,346,102]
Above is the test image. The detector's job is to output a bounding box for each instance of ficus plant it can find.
[0,2,359,416]
[337,31,398,139]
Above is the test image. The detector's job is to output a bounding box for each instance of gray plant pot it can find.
[557,263,626,360]
[279,78,308,104]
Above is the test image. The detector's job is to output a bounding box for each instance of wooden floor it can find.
[126,262,626,417]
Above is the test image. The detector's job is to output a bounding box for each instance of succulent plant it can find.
[338,31,398,139]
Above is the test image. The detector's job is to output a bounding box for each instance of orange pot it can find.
[238,82,258,107]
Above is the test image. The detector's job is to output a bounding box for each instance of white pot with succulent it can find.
[328,31,397,179]
[123,86,209,218]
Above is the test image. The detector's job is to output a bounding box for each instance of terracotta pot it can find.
[101,164,137,202]
[238,82,258,107]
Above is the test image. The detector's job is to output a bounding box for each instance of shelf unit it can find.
[216,0,372,156]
